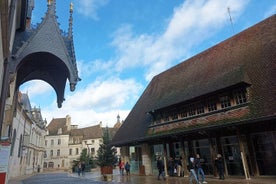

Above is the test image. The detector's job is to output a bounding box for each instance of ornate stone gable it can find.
[10,0,80,107]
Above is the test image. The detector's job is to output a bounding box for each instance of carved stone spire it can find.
[47,0,56,16]
[68,2,73,39]
[10,0,80,108]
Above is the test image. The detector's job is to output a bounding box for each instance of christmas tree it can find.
[97,126,117,167]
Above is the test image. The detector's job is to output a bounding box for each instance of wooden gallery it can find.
[112,15,276,178]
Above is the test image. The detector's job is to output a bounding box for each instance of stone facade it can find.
[44,116,121,171]
[0,1,79,183]
[8,92,47,179]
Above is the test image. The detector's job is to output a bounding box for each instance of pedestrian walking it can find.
[168,157,174,176]
[195,154,207,183]
[77,162,82,176]
[189,157,199,184]
[157,156,166,180]
[81,161,85,176]
[119,160,125,175]
[125,162,130,175]
[215,154,225,180]
[176,157,183,177]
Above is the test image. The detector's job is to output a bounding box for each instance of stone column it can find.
[141,143,152,175]
[120,146,130,162]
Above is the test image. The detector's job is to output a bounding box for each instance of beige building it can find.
[44,115,121,171]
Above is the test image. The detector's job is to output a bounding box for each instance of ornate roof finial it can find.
[47,0,53,5]
[117,114,120,123]
[47,0,56,15]
[70,2,73,12]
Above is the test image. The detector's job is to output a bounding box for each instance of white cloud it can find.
[44,108,129,128]
[77,59,114,78]
[65,77,141,111]
[40,77,143,127]
[76,0,109,20]
[110,0,249,81]
[23,0,252,129]
[20,80,53,97]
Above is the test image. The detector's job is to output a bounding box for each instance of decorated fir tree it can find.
[96,126,117,167]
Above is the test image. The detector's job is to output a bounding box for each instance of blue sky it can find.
[20,0,276,128]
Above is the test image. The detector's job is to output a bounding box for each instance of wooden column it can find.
[209,138,217,176]
[180,139,188,177]
[120,146,129,162]
[216,135,228,176]
[237,129,250,180]
[187,139,193,157]
[163,143,168,176]
[245,131,259,176]
[169,141,175,159]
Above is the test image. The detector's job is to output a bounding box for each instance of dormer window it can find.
[149,86,249,127]
[207,98,217,112]
[196,103,205,114]
[164,112,169,121]
[220,95,231,109]
[188,104,196,116]
[57,128,62,134]
[180,107,188,118]
[234,88,247,105]
[172,112,178,120]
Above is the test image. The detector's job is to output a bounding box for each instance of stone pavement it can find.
[8,169,276,184]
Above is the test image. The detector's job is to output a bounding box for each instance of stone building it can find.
[8,92,47,178]
[111,15,276,178]
[44,115,122,171]
[0,1,80,183]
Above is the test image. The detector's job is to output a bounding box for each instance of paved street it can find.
[23,173,99,184]
[8,170,276,184]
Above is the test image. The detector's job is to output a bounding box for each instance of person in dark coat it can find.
[81,161,85,176]
[215,154,225,180]
[168,157,174,176]
[125,162,130,175]
[157,157,166,180]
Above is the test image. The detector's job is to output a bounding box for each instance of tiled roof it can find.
[20,93,32,113]
[80,124,103,139]
[47,119,119,140]
[111,14,276,146]
[47,118,68,135]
